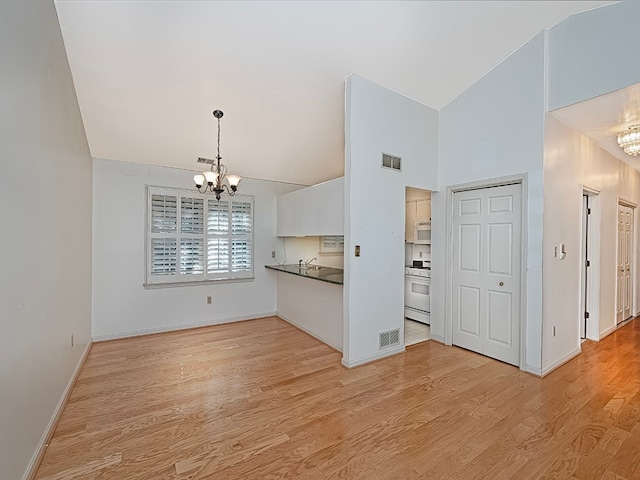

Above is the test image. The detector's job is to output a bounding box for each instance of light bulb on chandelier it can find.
[194,110,241,200]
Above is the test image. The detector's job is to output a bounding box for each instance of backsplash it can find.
[405,243,430,266]
[275,236,344,269]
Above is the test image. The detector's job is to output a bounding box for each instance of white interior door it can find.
[452,184,521,366]
[617,204,634,324]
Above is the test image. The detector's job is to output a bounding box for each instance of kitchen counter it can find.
[265,264,344,285]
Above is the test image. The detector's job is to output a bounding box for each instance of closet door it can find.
[452,183,521,366]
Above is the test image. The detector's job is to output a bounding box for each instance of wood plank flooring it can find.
[35,316,640,480]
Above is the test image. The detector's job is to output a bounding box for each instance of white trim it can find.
[341,345,405,369]
[525,364,543,377]
[599,323,618,340]
[444,173,528,371]
[618,197,637,209]
[541,347,582,377]
[92,312,275,342]
[23,342,92,480]
[430,334,445,344]
[579,186,601,341]
[277,313,342,352]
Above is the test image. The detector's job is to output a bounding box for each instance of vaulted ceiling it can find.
[55,1,613,186]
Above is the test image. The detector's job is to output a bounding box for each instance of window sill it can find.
[143,277,254,289]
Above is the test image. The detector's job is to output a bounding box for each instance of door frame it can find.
[579,186,601,341]
[444,173,528,371]
[616,198,637,326]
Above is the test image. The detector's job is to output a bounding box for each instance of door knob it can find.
[499,281,504,286]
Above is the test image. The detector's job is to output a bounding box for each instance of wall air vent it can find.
[379,328,400,349]
[382,153,401,171]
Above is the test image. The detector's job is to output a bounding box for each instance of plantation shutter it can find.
[150,194,178,276]
[207,199,230,276]
[179,197,204,276]
[231,200,252,274]
[147,187,253,285]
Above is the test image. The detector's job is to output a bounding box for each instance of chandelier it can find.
[617,125,640,157]
[193,110,241,200]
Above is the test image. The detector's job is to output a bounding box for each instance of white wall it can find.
[0,2,93,479]
[433,33,545,373]
[277,177,344,236]
[276,273,343,351]
[548,1,640,110]
[344,75,438,367]
[542,114,640,372]
[92,158,301,339]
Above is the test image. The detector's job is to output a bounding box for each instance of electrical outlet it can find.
[71,334,74,347]
[271,250,276,259]
[206,296,212,304]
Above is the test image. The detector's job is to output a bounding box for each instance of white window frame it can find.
[145,185,254,286]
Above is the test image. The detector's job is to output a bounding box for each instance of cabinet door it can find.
[416,199,431,223]
[405,201,416,242]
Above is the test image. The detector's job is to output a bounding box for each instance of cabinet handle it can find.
[499,281,504,286]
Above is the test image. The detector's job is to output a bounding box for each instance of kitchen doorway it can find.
[404,187,431,346]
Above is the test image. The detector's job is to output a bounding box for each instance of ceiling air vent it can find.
[382,153,401,171]
[197,157,215,165]
[379,328,400,349]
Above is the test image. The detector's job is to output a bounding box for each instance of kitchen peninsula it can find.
[266,264,343,351]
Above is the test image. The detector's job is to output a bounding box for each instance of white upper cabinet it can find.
[405,198,431,242]
[277,177,344,236]
[416,199,431,223]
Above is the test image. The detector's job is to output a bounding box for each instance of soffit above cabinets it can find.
[551,82,640,171]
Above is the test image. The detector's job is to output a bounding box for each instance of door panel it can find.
[460,224,481,272]
[459,286,481,337]
[488,223,513,275]
[487,290,512,345]
[452,183,521,366]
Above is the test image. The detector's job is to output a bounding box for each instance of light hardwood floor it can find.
[35,316,640,480]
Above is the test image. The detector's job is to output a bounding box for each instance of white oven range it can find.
[404,266,430,324]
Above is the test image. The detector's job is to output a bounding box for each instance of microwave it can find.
[414,222,431,244]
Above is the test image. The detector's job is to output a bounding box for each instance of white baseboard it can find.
[430,334,445,344]
[541,347,582,377]
[23,341,92,480]
[525,364,543,376]
[341,345,405,369]
[92,312,277,342]
[277,313,342,352]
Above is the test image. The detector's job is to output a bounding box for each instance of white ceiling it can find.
[552,83,640,169]
[55,0,614,186]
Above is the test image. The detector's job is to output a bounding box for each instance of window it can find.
[319,235,344,254]
[146,186,254,285]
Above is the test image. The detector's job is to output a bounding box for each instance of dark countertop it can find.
[265,264,344,285]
